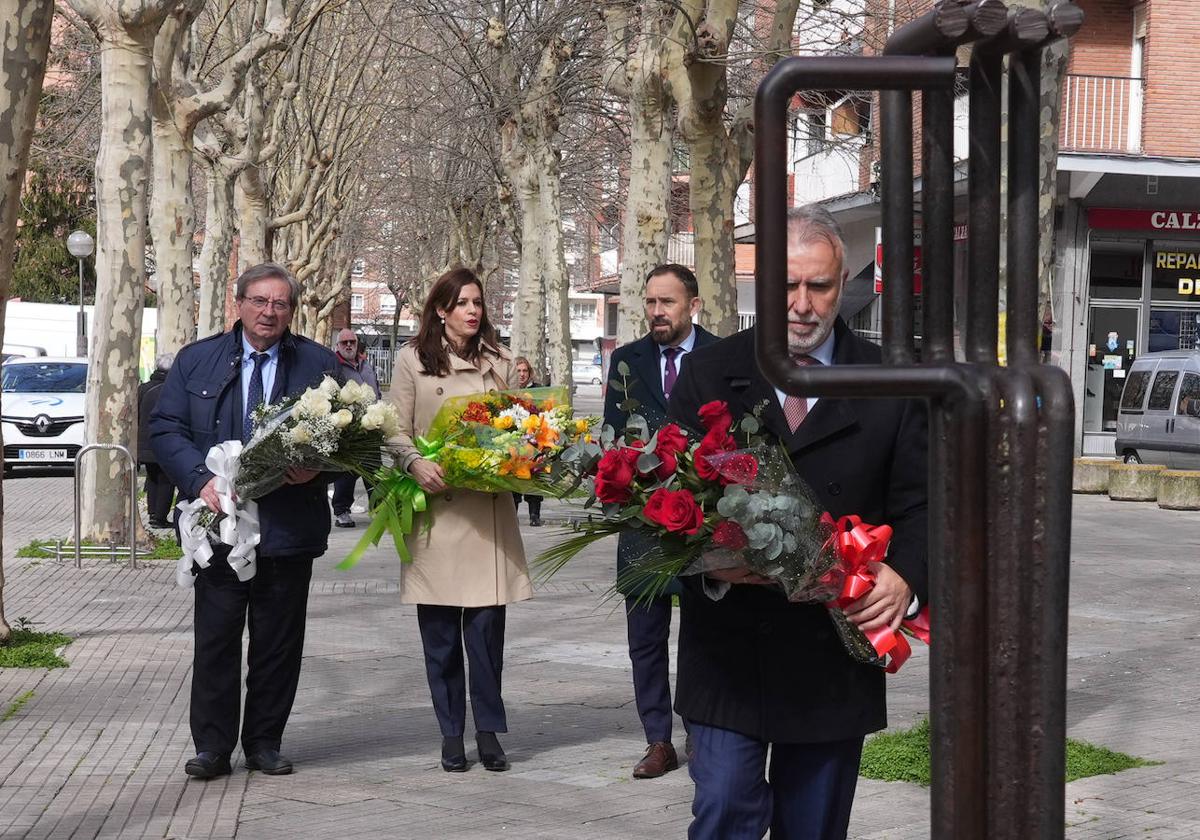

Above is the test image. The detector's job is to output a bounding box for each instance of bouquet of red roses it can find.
[538,397,929,671]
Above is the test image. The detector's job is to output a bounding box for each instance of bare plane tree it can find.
[0,0,55,642]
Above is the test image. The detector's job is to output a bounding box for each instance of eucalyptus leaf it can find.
[636,452,662,474]
[625,414,650,441]
[601,426,615,447]
[617,360,631,377]
[608,379,625,393]
[618,399,637,413]
[740,416,760,435]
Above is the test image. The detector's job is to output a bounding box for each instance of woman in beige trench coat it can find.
[386,267,532,774]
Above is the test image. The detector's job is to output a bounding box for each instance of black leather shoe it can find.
[441,736,468,772]
[244,748,293,775]
[185,751,232,780]
[476,731,510,772]
[529,514,542,527]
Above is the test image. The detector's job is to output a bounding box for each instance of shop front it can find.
[1077,208,1200,456]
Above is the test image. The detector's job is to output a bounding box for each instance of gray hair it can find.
[155,352,175,371]
[235,262,302,310]
[786,204,846,265]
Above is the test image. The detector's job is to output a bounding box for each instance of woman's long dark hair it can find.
[413,268,499,376]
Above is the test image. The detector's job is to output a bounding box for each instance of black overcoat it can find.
[666,319,929,743]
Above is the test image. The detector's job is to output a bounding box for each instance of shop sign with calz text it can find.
[1152,248,1200,301]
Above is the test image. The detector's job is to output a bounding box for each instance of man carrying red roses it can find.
[666,206,928,839]
[602,264,720,780]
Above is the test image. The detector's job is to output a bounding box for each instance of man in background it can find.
[331,328,382,527]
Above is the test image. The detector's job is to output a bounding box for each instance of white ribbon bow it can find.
[175,440,261,588]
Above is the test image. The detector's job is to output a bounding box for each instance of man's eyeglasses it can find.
[338,339,357,346]
[243,296,291,313]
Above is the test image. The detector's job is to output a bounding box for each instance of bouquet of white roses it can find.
[236,376,399,499]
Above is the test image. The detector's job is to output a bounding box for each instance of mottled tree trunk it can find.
[604,3,675,346]
[687,129,739,337]
[506,150,546,372]
[236,168,271,270]
[149,116,197,355]
[0,0,55,643]
[197,159,237,337]
[538,160,572,389]
[79,26,157,545]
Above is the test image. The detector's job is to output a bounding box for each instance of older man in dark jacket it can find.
[667,207,928,839]
[150,263,340,781]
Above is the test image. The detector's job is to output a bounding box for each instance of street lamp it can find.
[66,230,93,357]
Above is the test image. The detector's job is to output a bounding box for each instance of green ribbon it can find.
[336,438,443,570]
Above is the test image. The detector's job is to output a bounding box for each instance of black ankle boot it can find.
[476,731,509,772]
[441,736,467,772]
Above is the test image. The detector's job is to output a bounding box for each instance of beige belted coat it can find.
[386,341,533,607]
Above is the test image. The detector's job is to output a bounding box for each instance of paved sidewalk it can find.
[0,474,1197,838]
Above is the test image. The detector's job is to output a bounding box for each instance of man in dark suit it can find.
[150,263,340,781]
[667,206,928,838]
[603,263,719,779]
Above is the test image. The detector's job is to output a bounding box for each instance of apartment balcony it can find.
[1061,73,1143,155]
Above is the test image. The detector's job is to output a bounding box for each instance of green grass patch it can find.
[859,717,1160,786]
[17,534,182,561]
[0,629,72,668]
[1,690,35,722]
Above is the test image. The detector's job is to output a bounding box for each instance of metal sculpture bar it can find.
[752,2,1083,835]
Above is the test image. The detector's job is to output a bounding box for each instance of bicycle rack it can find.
[73,443,138,570]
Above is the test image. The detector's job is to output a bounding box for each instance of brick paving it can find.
[0,463,1196,838]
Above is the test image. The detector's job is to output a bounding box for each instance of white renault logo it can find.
[34,414,51,433]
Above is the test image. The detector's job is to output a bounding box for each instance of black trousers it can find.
[416,604,507,737]
[143,463,176,523]
[510,492,542,518]
[191,554,314,756]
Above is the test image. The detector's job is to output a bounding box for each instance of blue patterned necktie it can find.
[243,352,269,441]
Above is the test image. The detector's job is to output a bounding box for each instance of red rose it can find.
[652,449,678,481]
[697,400,733,437]
[713,452,759,486]
[642,487,705,535]
[594,447,641,503]
[711,520,748,551]
[655,423,689,457]
[694,428,737,482]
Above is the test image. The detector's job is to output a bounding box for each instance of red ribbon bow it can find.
[821,513,930,673]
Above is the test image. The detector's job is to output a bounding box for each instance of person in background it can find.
[603,263,719,779]
[331,328,382,527]
[386,268,532,773]
[138,353,176,528]
[511,355,544,527]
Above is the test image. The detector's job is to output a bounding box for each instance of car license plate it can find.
[18,449,67,461]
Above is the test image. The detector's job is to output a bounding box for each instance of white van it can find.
[1114,349,1200,466]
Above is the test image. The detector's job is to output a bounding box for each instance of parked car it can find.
[1114,349,1200,467]
[572,361,602,386]
[1,357,87,471]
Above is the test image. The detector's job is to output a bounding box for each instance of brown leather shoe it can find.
[633,741,679,779]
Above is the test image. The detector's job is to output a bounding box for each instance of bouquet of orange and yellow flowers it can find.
[339,386,597,568]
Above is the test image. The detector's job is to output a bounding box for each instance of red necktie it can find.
[782,355,819,433]
[663,347,679,398]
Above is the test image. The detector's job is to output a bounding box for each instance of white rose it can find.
[319,376,340,398]
[339,381,360,404]
[333,408,353,428]
[380,405,401,437]
[290,423,313,445]
[355,385,377,405]
[302,394,332,418]
[360,403,383,431]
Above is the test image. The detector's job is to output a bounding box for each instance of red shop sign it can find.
[1089,208,1200,232]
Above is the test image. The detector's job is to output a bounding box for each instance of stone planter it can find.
[1073,458,1114,494]
[1107,463,1167,501]
[1157,470,1200,511]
